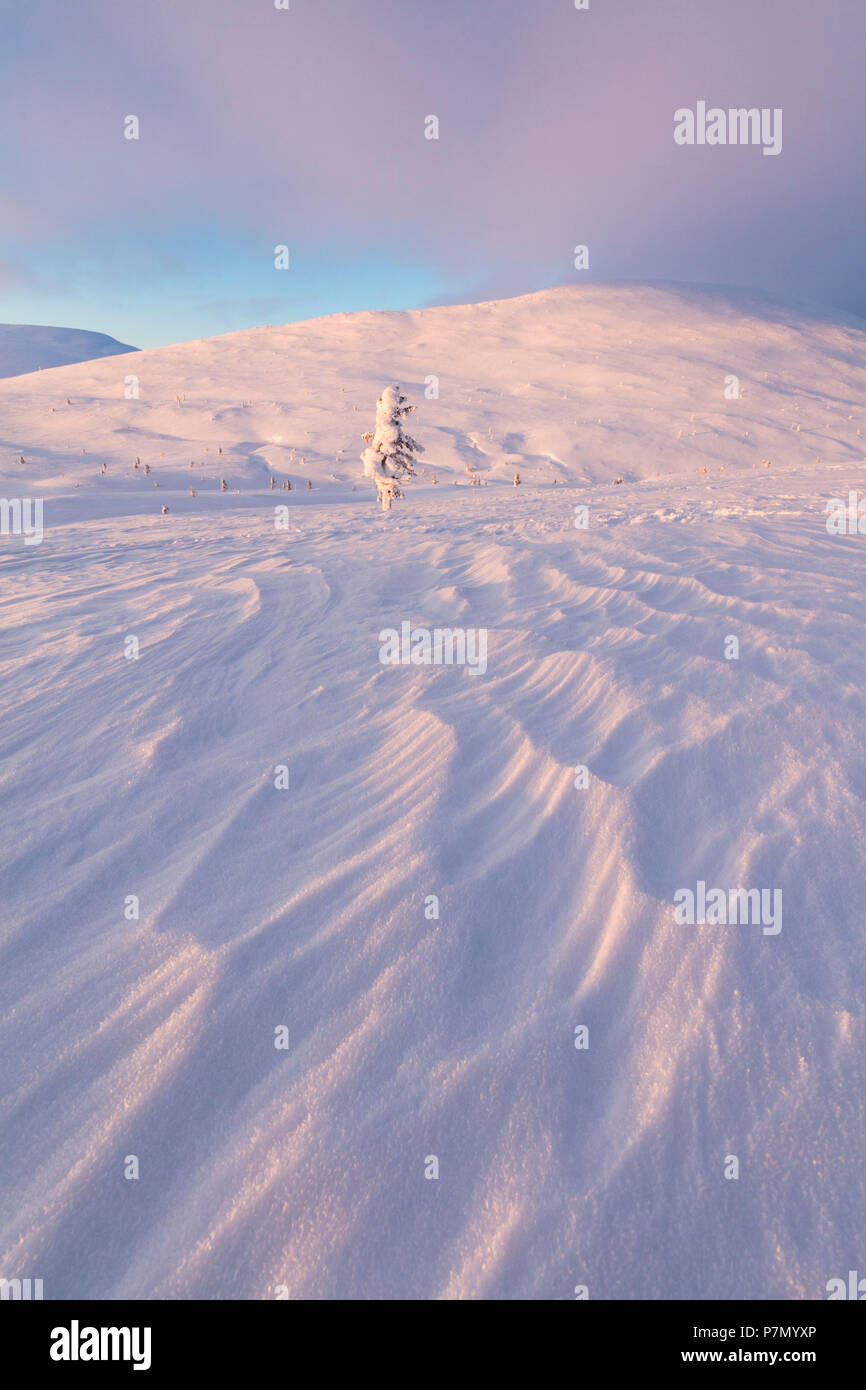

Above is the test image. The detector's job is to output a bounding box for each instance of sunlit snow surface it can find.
[1,286,865,1299]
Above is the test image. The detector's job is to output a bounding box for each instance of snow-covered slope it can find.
[0,284,863,496]
[1,286,865,1300]
[0,324,138,381]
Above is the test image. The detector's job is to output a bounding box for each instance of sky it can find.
[1,0,864,348]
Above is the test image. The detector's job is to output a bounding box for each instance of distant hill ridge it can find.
[0,324,138,380]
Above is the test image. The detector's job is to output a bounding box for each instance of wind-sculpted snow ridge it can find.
[1,452,865,1298]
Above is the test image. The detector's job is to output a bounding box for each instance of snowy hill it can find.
[1,284,864,498]
[1,285,865,1301]
[0,324,138,381]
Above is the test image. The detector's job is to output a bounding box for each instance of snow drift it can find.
[1,285,865,1300]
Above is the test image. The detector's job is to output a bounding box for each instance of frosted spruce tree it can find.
[361,385,423,511]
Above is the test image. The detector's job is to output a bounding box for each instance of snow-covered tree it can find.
[361,385,423,511]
